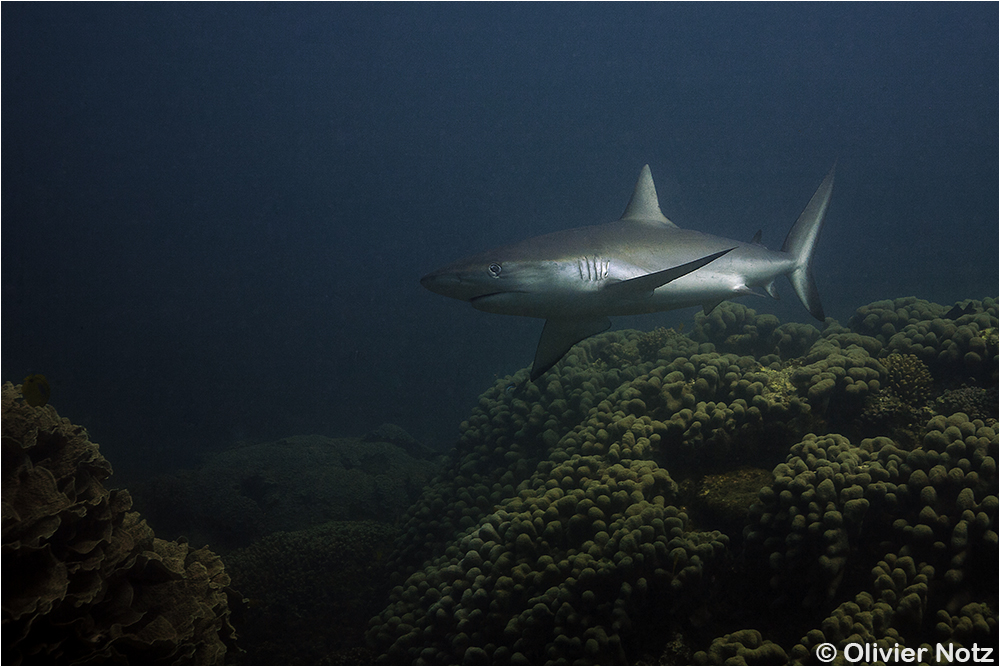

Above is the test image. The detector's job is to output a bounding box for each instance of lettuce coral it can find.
[2,382,237,665]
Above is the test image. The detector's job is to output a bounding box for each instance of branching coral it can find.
[882,352,934,406]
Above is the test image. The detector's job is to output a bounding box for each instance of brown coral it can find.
[2,382,237,665]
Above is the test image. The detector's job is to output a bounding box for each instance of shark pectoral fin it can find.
[531,317,611,381]
[603,247,736,297]
[702,300,723,315]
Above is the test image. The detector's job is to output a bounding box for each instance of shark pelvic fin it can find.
[619,165,678,227]
[603,247,735,297]
[531,317,611,381]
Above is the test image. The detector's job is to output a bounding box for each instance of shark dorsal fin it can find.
[619,165,678,228]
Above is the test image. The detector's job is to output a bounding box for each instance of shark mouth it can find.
[469,292,505,303]
[468,291,535,315]
[469,290,531,305]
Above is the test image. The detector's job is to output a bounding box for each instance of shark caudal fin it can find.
[781,164,835,321]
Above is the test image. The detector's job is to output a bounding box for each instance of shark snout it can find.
[419,269,452,292]
[420,268,476,301]
[418,271,438,290]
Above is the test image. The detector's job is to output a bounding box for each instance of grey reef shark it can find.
[421,164,835,381]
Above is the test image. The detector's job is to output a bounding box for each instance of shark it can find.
[421,164,835,381]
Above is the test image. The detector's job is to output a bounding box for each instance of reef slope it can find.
[368,297,998,664]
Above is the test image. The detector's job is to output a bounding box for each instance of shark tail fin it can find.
[781,164,835,321]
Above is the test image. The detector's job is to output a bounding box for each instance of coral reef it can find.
[850,296,998,383]
[15,296,989,665]
[127,427,441,664]
[690,305,822,360]
[2,382,237,665]
[363,422,439,459]
[687,468,774,539]
[745,414,997,618]
[882,353,934,406]
[225,520,398,665]
[937,385,998,423]
[133,432,441,552]
[694,628,788,665]
[366,298,998,664]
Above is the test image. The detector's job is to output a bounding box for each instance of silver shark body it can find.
[422,164,835,380]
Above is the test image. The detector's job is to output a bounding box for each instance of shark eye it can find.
[488,263,502,278]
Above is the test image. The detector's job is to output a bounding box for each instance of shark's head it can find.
[420,249,557,317]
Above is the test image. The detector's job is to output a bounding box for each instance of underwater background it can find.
[2,3,998,665]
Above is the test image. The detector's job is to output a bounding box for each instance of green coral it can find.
[858,352,937,446]
[635,325,689,359]
[366,297,998,665]
[850,297,999,383]
[371,443,729,663]
[743,433,877,609]
[695,629,788,665]
[737,412,998,663]
[691,302,822,360]
[598,326,691,367]
[849,296,951,343]
[789,332,885,417]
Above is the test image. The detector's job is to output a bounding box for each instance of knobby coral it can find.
[366,298,998,665]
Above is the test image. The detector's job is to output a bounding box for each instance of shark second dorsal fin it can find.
[619,165,678,228]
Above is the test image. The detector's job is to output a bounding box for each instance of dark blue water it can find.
[3,3,996,478]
